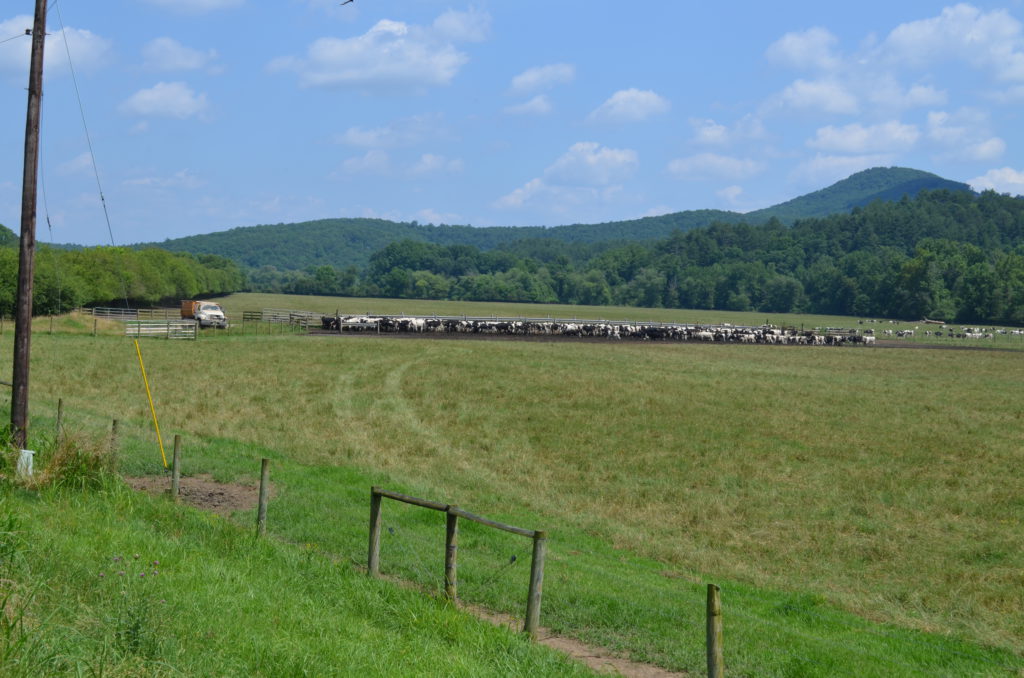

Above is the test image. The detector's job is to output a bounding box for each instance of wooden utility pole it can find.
[11,0,48,449]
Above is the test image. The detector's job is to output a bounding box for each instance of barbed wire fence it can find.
[39,398,1023,677]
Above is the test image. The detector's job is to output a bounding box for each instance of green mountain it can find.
[747,167,972,223]
[138,167,972,271]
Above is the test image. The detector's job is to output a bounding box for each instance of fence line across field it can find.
[367,486,548,639]
[124,320,197,340]
[87,306,179,320]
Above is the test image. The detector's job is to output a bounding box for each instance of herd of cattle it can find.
[318,314,877,345]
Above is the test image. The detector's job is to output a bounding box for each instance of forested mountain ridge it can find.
[140,167,967,271]
[264,189,1024,326]
[144,210,744,271]
[0,237,245,315]
[746,167,971,223]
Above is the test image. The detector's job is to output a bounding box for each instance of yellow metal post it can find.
[134,339,168,468]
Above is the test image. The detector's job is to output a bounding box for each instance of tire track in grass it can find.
[377,357,690,677]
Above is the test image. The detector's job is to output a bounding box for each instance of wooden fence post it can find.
[55,398,64,443]
[445,506,459,601]
[707,584,724,678]
[368,487,382,576]
[524,530,547,638]
[92,317,97,336]
[109,419,119,455]
[256,458,270,537]
[171,435,182,503]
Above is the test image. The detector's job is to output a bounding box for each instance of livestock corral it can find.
[317,313,875,345]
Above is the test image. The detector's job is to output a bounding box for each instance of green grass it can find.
[0,478,590,676]
[4,294,1024,676]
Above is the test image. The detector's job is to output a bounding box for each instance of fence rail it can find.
[368,486,547,638]
[256,308,323,327]
[87,306,180,320]
[124,320,197,340]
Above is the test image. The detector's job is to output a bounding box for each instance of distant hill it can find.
[137,167,972,271]
[746,167,972,223]
[144,211,744,271]
[0,223,18,247]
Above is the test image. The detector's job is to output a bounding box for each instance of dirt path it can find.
[466,604,686,677]
[125,473,266,517]
[126,474,688,677]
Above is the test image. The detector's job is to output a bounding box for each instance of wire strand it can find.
[0,32,30,45]
[54,0,130,310]
[38,107,63,314]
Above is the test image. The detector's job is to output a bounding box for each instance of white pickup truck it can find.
[181,300,228,328]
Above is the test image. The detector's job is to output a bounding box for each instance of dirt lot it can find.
[125,473,266,517]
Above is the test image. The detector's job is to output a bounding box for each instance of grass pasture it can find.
[4,294,1024,676]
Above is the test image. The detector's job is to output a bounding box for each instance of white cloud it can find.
[927,110,967,144]
[968,167,1024,194]
[432,8,491,43]
[880,4,1024,81]
[544,142,638,186]
[899,84,947,107]
[716,185,744,204]
[862,75,947,109]
[691,118,729,145]
[790,153,893,185]
[494,180,622,213]
[689,115,766,146]
[588,88,670,123]
[495,178,545,209]
[0,16,111,76]
[504,95,552,115]
[494,142,638,211]
[667,153,763,180]
[411,153,462,174]
[119,82,208,118]
[807,121,920,153]
[766,27,841,71]
[640,205,674,218]
[140,0,244,13]
[966,137,1005,161]
[415,207,461,225]
[57,152,93,176]
[123,169,203,189]
[335,114,444,148]
[342,149,390,174]
[926,108,1003,160]
[142,37,218,71]
[509,63,575,94]
[269,15,479,91]
[778,78,858,114]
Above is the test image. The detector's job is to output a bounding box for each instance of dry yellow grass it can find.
[9,308,1024,654]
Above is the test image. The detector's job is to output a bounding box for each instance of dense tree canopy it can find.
[6,184,1022,327]
[251,190,1024,326]
[0,237,245,316]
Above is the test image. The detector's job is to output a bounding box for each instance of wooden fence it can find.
[368,486,548,638]
[88,306,180,320]
[124,320,197,340]
[259,308,323,327]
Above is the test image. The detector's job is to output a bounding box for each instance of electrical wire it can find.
[0,32,30,45]
[53,0,130,309]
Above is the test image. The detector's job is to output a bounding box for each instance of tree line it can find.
[247,189,1024,326]
[0,237,245,316]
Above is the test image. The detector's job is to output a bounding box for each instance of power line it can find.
[53,0,130,310]
[39,100,63,314]
[0,32,30,45]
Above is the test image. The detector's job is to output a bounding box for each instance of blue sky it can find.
[3,1,1024,246]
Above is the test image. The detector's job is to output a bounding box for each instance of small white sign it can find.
[17,449,34,479]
